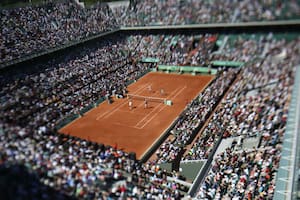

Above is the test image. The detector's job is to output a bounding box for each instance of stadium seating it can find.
[0,33,221,199]
[190,37,299,198]
[0,1,117,64]
[121,0,300,26]
[0,0,299,199]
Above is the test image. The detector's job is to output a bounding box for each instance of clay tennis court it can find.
[59,72,213,159]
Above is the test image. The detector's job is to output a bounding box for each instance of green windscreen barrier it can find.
[141,57,160,63]
[180,161,205,182]
[158,65,217,75]
[211,60,244,67]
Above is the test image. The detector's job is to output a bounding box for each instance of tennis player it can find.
[144,99,148,109]
[129,99,133,110]
[148,85,152,93]
[160,88,165,96]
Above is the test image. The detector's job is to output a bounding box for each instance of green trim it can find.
[211,60,244,67]
[141,57,160,63]
[158,65,217,75]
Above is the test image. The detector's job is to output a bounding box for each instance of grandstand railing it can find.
[274,65,300,200]
[120,20,300,31]
[187,129,224,197]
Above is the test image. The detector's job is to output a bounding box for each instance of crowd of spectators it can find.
[138,35,298,194]
[122,0,233,26]
[183,110,225,161]
[197,147,279,199]
[0,123,186,199]
[0,162,75,200]
[111,4,129,25]
[0,35,152,130]
[2,0,298,66]
[0,0,117,64]
[0,5,299,197]
[0,33,218,132]
[1,0,299,66]
[186,37,299,198]
[128,33,217,66]
[222,38,297,141]
[121,0,300,26]
[185,36,298,162]
[211,35,267,63]
[1,33,220,199]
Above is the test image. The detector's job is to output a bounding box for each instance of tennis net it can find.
[127,94,166,103]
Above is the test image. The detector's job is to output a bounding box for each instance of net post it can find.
[164,99,173,106]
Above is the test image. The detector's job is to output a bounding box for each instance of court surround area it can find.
[59,72,213,159]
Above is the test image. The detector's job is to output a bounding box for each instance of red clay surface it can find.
[59,72,214,159]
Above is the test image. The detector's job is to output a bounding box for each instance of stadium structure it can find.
[0,0,300,199]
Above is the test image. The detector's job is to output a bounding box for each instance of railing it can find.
[274,65,300,200]
[187,133,224,197]
[120,20,300,30]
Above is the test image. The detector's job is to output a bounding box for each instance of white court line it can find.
[169,85,187,100]
[112,122,138,129]
[96,83,151,120]
[138,107,165,129]
[108,85,187,130]
[112,122,142,129]
[97,83,150,119]
[134,87,180,113]
[137,85,187,129]
[102,84,152,119]
[118,110,145,116]
[134,87,182,128]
